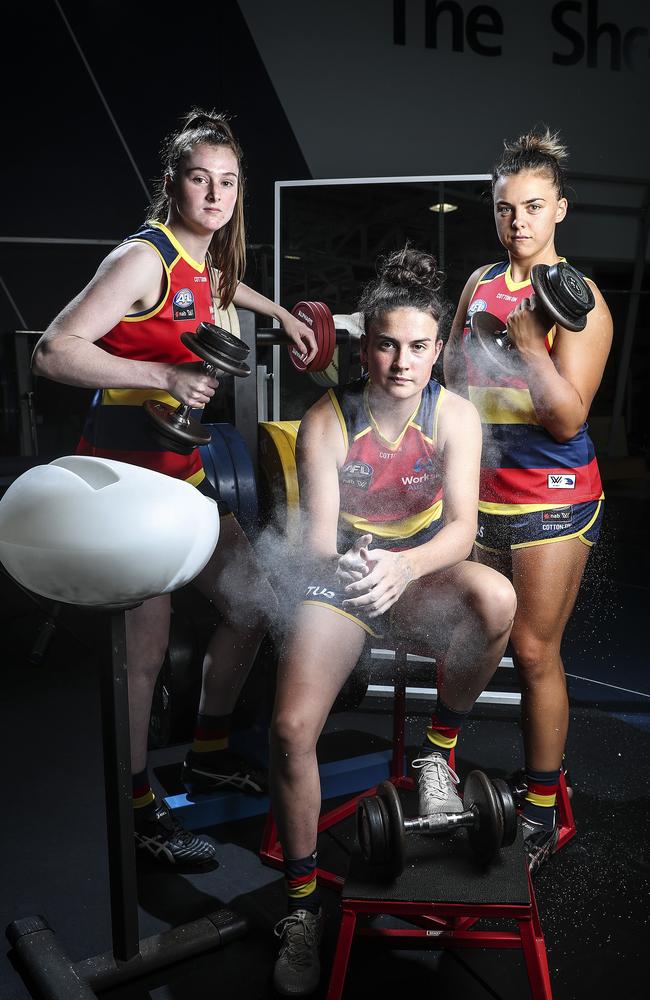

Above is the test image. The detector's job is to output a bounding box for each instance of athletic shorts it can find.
[197,473,231,517]
[475,499,604,553]
[302,581,384,639]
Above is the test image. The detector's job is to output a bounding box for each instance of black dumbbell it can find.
[357,771,517,878]
[144,323,251,455]
[468,261,595,378]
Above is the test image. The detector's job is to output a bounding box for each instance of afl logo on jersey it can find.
[341,462,373,491]
[466,298,487,321]
[173,288,196,321]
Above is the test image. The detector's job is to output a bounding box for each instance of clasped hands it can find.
[335,533,414,618]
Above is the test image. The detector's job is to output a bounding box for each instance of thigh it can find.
[273,605,368,733]
[192,512,276,618]
[390,559,508,650]
[511,536,590,645]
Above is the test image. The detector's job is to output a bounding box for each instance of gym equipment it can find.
[145,322,252,454]
[309,312,364,388]
[258,421,301,537]
[0,456,219,607]
[199,422,259,539]
[357,772,517,877]
[2,469,246,999]
[468,261,595,378]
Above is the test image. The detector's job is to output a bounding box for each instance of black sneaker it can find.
[182,748,267,795]
[273,908,323,996]
[522,818,559,876]
[133,801,219,866]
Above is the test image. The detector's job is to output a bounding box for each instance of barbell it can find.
[468,261,595,379]
[357,772,517,878]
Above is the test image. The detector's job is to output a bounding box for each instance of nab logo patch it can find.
[543,510,572,522]
[341,462,373,490]
[173,288,195,320]
[547,474,576,489]
[413,456,434,474]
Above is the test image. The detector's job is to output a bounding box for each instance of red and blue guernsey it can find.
[329,376,446,551]
[462,261,603,514]
[77,222,214,485]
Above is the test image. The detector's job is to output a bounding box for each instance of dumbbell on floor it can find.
[357,771,517,878]
[145,323,251,454]
[468,261,595,378]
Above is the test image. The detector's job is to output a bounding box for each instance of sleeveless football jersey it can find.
[77,222,214,483]
[330,377,445,551]
[462,261,603,513]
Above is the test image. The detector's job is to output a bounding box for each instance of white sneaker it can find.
[412,751,463,817]
[273,908,323,996]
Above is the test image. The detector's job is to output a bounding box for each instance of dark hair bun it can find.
[378,247,442,294]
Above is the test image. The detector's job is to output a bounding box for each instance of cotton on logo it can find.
[548,474,576,489]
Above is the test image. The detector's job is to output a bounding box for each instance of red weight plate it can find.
[310,301,334,372]
[315,302,336,373]
[288,301,322,372]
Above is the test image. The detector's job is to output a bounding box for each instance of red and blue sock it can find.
[284,850,320,914]
[522,766,560,831]
[424,700,470,764]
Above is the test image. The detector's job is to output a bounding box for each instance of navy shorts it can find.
[475,499,604,552]
[302,581,384,638]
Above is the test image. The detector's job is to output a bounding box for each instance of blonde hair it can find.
[492,126,568,198]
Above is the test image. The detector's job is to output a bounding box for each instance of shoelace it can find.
[412,756,460,800]
[273,913,318,964]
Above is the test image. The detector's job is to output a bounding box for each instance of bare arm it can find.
[295,394,348,566]
[506,280,613,442]
[233,280,318,363]
[443,266,486,397]
[32,243,218,407]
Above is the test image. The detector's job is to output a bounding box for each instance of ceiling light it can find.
[428,203,458,213]
[284,254,301,260]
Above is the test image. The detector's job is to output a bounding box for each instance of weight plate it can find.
[288,302,321,372]
[491,777,518,847]
[199,422,238,515]
[357,794,390,866]
[464,770,504,864]
[211,300,241,339]
[468,311,521,379]
[144,399,210,454]
[531,262,595,332]
[311,302,336,373]
[180,330,251,377]
[258,421,301,537]
[377,780,406,878]
[212,422,259,538]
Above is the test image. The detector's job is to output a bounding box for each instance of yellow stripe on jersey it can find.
[469,386,538,425]
[479,493,604,516]
[152,221,206,273]
[339,498,443,539]
[101,388,181,407]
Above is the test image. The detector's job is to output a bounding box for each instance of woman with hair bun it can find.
[269,246,516,997]
[445,127,613,874]
[32,109,317,868]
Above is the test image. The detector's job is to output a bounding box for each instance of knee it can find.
[271,710,318,759]
[470,575,517,638]
[128,642,168,685]
[511,632,559,685]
